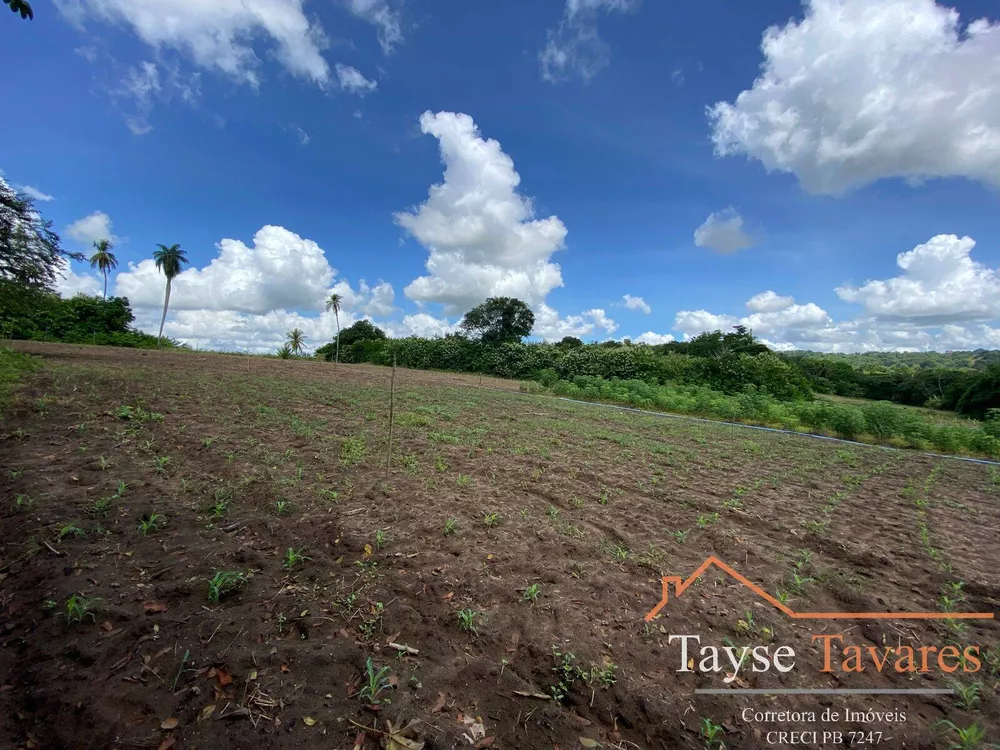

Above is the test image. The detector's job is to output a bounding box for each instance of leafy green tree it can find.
[459,297,535,345]
[4,0,33,20]
[1,177,81,290]
[152,243,187,344]
[286,328,306,355]
[557,336,584,348]
[88,239,117,300]
[317,320,386,361]
[325,292,342,363]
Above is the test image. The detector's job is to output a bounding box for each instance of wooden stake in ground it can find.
[386,351,396,477]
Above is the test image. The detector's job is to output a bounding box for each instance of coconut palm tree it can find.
[88,239,117,300]
[152,243,188,345]
[325,292,342,363]
[286,328,306,355]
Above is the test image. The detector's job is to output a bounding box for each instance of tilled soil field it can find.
[1,342,998,749]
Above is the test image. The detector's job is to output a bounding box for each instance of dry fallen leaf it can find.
[196,704,216,723]
[579,739,602,749]
[143,601,168,614]
[430,692,447,714]
[280,664,290,673]
[363,544,373,558]
[100,620,114,633]
[302,716,316,726]
[384,719,424,750]
[217,668,233,686]
[157,739,176,750]
[160,718,179,730]
[475,738,495,749]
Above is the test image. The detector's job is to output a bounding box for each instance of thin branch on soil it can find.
[387,642,419,655]
[217,626,245,659]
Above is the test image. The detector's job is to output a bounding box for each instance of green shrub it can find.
[826,406,867,439]
[862,401,903,438]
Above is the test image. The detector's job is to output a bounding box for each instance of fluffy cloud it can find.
[115,225,338,314]
[54,259,102,298]
[108,224,403,351]
[335,64,377,95]
[539,0,634,83]
[836,235,1000,324]
[693,209,755,253]
[634,331,674,345]
[708,0,1000,195]
[533,304,617,341]
[746,290,795,313]
[65,211,115,246]
[622,294,651,314]
[395,111,568,314]
[15,185,54,202]
[347,0,404,54]
[674,234,1000,352]
[55,0,330,88]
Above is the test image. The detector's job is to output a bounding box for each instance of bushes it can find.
[532,374,998,458]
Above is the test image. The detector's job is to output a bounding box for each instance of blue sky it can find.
[3,0,999,351]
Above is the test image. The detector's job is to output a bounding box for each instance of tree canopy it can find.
[1,177,81,290]
[4,0,33,20]
[459,297,535,345]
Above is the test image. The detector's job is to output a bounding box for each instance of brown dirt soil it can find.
[1,342,998,750]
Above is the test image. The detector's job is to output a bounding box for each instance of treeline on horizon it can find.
[315,298,1000,423]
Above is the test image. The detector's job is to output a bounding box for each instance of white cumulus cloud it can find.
[55,0,331,88]
[746,290,795,313]
[395,111,568,314]
[533,304,617,341]
[65,211,115,246]
[539,0,634,83]
[622,294,651,314]
[54,258,103,298]
[634,331,675,345]
[674,234,1000,352]
[708,0,1000,195]
[694,209,755,253]
[835,234,1000,324]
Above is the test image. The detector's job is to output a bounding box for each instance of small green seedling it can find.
[949,680,983,710]
[375,529,387,549]
[138,513,164,535]
[153,456,170,473]
[444,518,458,536]
[358,657,392,704]
[98,455,111,471]
[283,547,311,571]
[207,571,247,603]
[457,608,480,635]
[523,583,541,603]
[275,499,291,515]
[934,720,988,750]
[57,524,85,542]
[65,593,97,624]
[15,494,34,510]
[482,511,499,529]
[701,717,725,749]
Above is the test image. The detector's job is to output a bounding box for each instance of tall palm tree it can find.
[325,292,342,363]
[88,239,117,300]
[152,243,188,345]
[286,328,306,355]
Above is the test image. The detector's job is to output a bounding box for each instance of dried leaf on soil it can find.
[302,716,316,726]
[143,601,168,614]
[217,668,233,686]
[160,717,179,730]
[196,704,216,722]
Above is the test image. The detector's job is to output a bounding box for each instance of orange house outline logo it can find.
[644,556,996,622]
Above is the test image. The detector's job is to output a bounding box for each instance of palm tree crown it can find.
[153,243,187,280]
[286,328,306,355]
[88,239,118,300]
